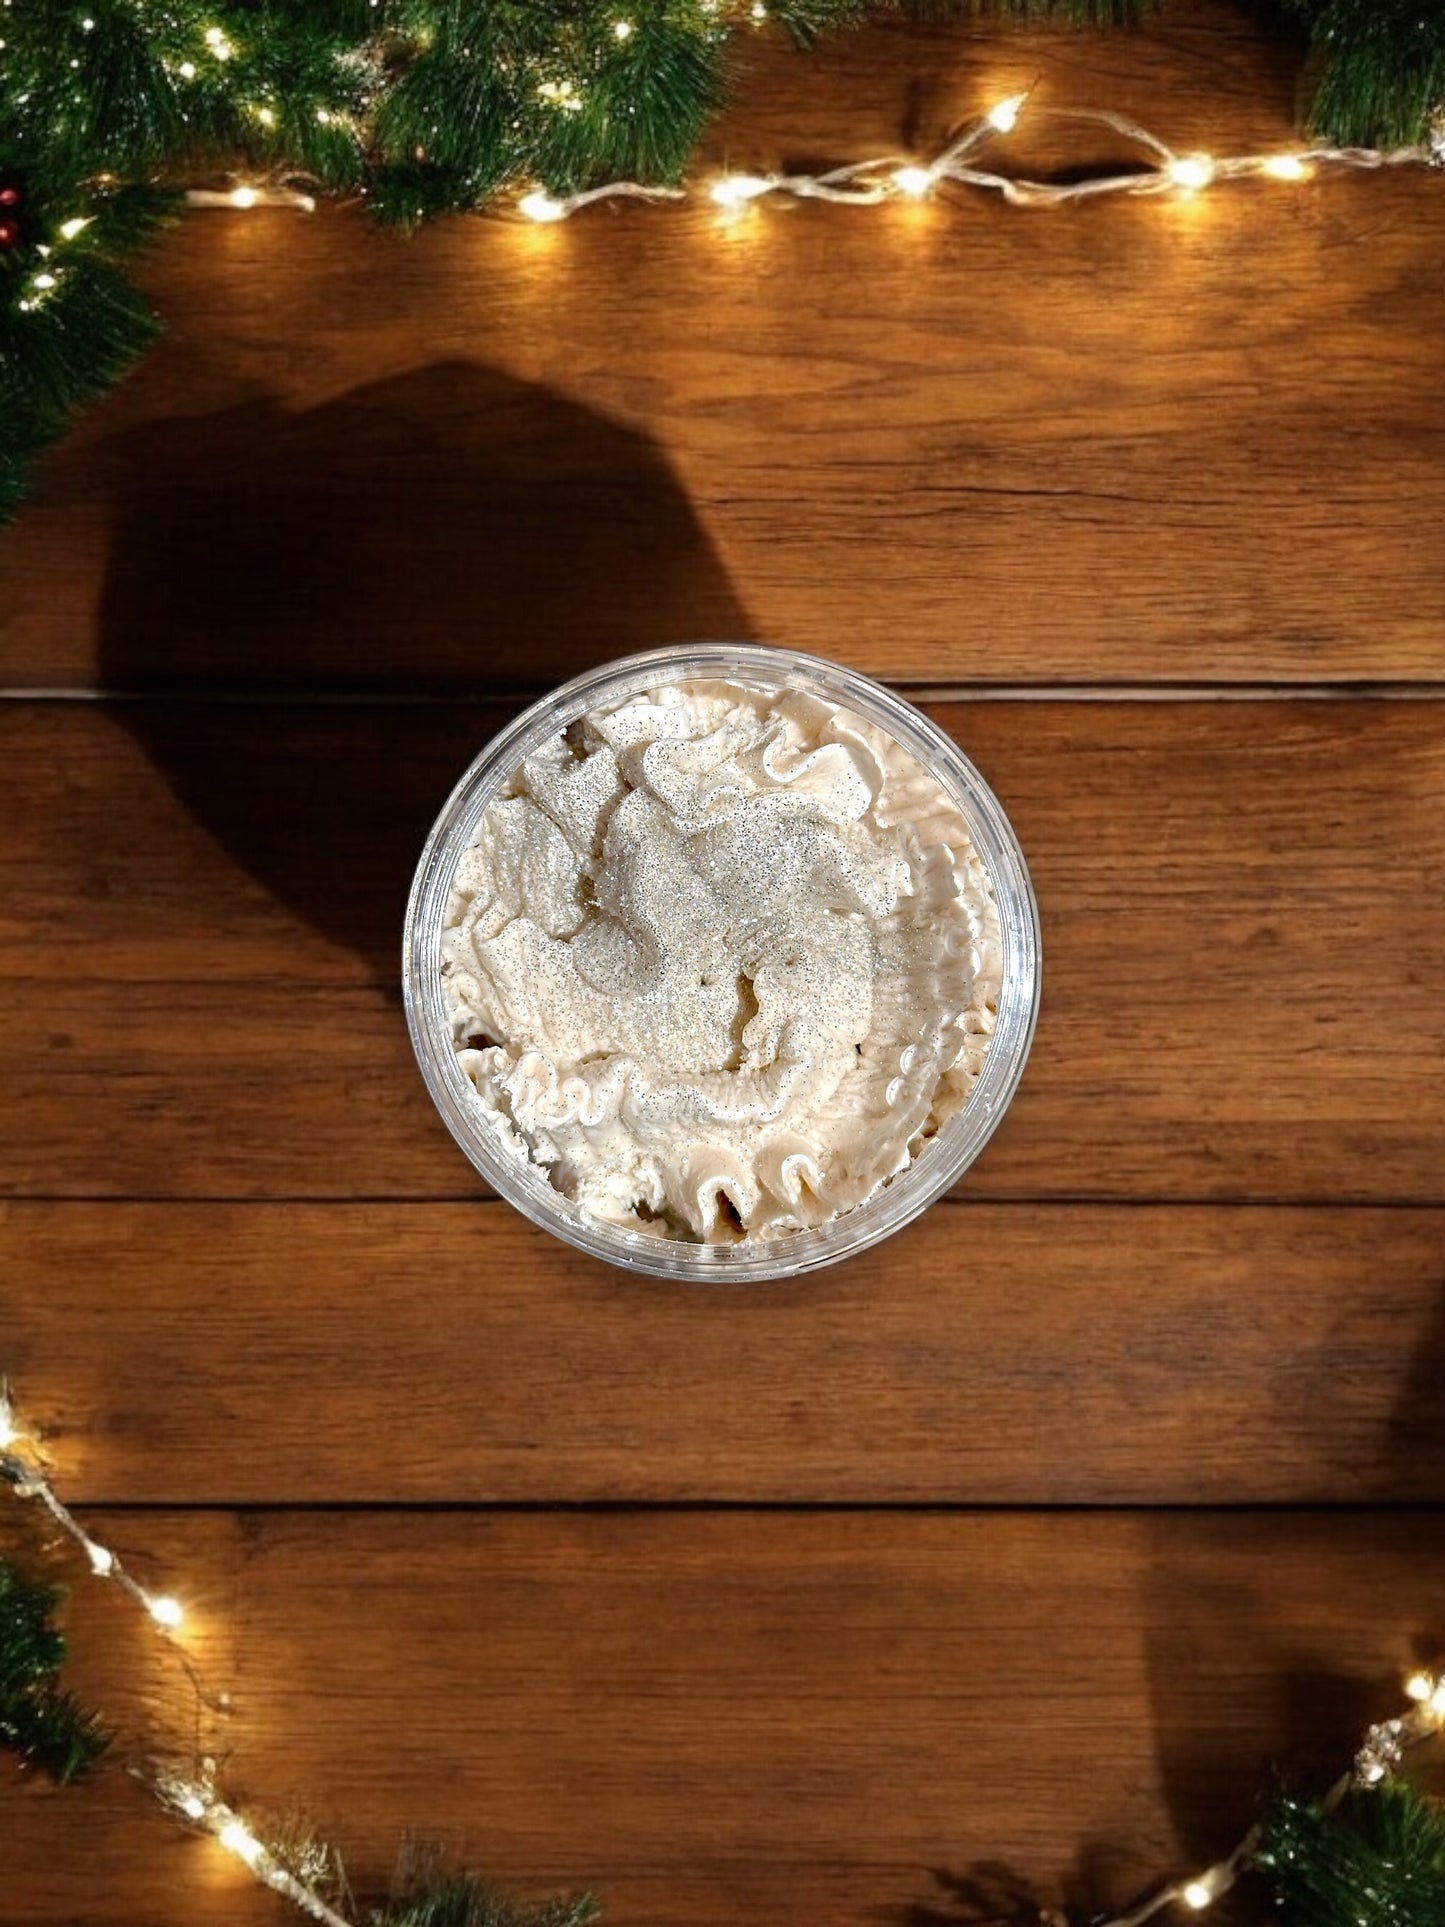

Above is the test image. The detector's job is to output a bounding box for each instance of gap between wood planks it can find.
[6,684,1445,704]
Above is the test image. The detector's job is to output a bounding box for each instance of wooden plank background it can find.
[3,4,1445,1924]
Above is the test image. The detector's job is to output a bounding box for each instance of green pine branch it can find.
[1257,1780,1445,1927]
[0,1557,110,1785]
[1,0,1443,525]
[376,1874,601,1927]
[1285,0,1445,147]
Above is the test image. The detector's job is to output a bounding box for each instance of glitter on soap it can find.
[441,681,1000,1243]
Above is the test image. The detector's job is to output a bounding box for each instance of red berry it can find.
[0,218,20,248]
[0,186,22,207]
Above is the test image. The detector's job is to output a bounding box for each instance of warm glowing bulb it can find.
[518,190,566,222]
[31,272,56,289]
[711,173,772,207]
[892,165,935,198]
[1182,1882,1214,1912]
[229,185,259,208]
[612,18,633,37]
[1263,154,1308,181]
[219,1820,264,1867]
[1430,1682,1445,1717]
[255,105,275,125]
[180,1792,207,1821]
[750,1,766,16]
[1405,1671,1435,1702]
[0,1411,16,1450]
[1168,154,1215,191]
[148,1594,184,1628]
[59,216,90,238]
[85,1540,115,1576]
[987,94,1026,133]
[177,59,196,77]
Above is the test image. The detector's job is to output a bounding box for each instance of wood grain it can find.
[3,699,1443,1202]
[3,8,1444,689]
[3,1200,1443,1506]
[4,1508,1444,1927]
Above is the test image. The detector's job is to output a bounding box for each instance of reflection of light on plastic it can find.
[1263,154,1309,181]
[519,191,566,222]
[987,94,1026,133]
[1168,154,1215,191]
[711,174,772,208]
[892,166,935,198]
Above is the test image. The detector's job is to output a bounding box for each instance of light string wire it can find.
[519,90,1438,220]
[159,81,1443,234]
[2,1373,1444,1927]
[0,1380,352,1927]
[9,83,1431,315]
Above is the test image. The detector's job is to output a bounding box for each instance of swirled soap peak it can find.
[442,680,1001,1243]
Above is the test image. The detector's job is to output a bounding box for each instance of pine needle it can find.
[0,1558,110,1785]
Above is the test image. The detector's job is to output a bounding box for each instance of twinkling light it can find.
[891,165,935,198]
[987,93,1026,133]
[710,172,773,207]
[1168,153,1215,191]
[219,1820,265,1868]
[1,1373,1442,1927]
[518,190,567,222]
[486,90,1438,224]
[613,18,634,38]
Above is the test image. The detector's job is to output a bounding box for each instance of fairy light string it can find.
[158,81,1440,235]
[512,86,1438,220]
[0,1380,351,1927]
[11,78,1439,322]
[3,1374,1444,1927]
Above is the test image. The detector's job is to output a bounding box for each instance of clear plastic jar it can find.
[403,644,1040,1281]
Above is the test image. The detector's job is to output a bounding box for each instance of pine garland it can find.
[1,0,1442,529]
[1258,1781,1445,1927]
[0,1556,109,1784]
[5,1389,1445,1927]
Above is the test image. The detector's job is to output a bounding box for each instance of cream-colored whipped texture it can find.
[442,681,1001,1243]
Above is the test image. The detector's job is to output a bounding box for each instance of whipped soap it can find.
[441,681,1001,1243]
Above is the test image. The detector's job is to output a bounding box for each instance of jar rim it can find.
[402,643,1041,1281]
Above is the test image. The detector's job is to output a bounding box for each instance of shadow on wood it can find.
[95,361,749,982]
